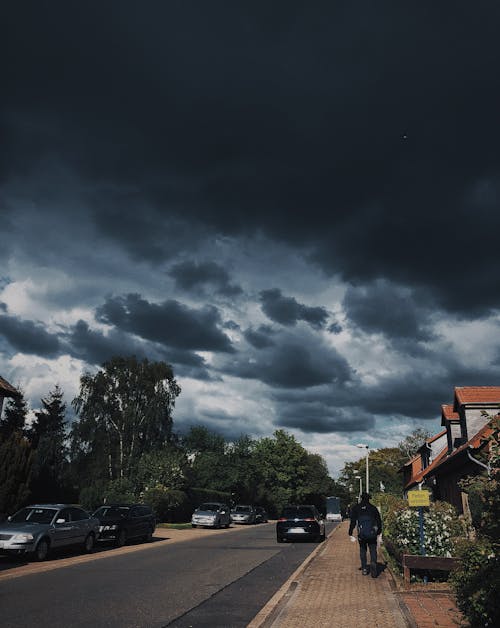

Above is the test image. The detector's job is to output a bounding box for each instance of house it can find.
[0,374,21,419]
[401,386,500,514]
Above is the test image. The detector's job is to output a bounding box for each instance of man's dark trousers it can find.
[359,538,377,574]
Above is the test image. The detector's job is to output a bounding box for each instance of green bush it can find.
[451,538,499,627]
[143,487,190,522]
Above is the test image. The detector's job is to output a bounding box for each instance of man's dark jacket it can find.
[348,501,382,538]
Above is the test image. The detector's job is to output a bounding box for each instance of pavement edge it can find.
[247,523,341,628]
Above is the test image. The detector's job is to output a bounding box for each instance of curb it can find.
[247,524,342,628]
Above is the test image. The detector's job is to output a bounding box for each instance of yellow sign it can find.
[407,490,430,507]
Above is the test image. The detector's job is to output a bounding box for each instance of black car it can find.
[276,504,325,543]
[93,504,156,547]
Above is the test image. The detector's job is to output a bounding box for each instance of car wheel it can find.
[143,527,153,542]
[34,538,50,561]
[116,529,127,547]
[83,533,95,553]
[277,535,285,543]
[192,524,197,528]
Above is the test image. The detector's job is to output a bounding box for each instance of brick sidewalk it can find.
[250,521,469,628]
[397,591,468,627]
[265,521,408,627]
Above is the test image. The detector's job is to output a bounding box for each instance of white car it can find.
[191,502,231,528]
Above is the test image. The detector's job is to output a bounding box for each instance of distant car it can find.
[255,507,268,524]
[191,502,231,529]
[276,504,326,543]
[230,505,257,524]
[93,504,156,546]
[0,504,99,561]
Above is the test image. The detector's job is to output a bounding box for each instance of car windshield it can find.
[10,507,57,524]
[235,506,251,513]
[198,503,220,511]
[282,506,314,519]
[94,506,130,518]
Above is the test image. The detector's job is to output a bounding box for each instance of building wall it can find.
[429,433,447,461]
[464,407,498,440]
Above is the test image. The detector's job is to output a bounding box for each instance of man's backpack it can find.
[357,507,378,541]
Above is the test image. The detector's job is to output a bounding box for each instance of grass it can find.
[157,522,193,530]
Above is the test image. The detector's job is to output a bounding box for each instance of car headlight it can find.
[11,533,34,542]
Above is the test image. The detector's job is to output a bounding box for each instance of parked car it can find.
[0,504,99,561]
[255,506,269,524]
[93,504,156,546]
[230,504,257,524]
[276,504,325,543]
[191,502,231,528]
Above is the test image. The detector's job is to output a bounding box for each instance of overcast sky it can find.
[2,2,500,475]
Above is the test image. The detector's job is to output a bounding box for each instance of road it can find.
[0,522,336,627]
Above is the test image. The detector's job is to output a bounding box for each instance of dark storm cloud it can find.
[260,289,329,329]
[224,332,352,389]
[0,314,61,357]
[6,2,500,317]
[169,260,243,296]
[343,280,435,341]
[275,405,374,434]
[96,293,234,352]
[67,319,210,379]
[68,320,149,366]
[243,325,275,349]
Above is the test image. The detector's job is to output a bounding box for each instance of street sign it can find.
[408,490,430,507]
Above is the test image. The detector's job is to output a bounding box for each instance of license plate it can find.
[288,527,306,533]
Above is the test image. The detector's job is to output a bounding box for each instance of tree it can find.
[338,447,407,499]
[71,356,181,483]
[252,430,332,515]
[29,385,71,502]
[398,427,432,459]
[0,390,29,439]
[0,431,33,516]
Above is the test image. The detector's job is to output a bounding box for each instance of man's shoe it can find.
[370,562,377,578]
[362,568,369,575]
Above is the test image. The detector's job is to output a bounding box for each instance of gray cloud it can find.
[223,331,352,389]
[169,260,243,296]
[260,289,329,329]
[96,293,234,352]
[343,280,435,341]
[243,325,275,349]
[0,314,61,357]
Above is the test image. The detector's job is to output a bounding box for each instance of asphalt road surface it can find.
[0,522,336,627]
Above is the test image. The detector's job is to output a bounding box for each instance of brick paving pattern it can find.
[398,591,468,627]
[255,521,469,628]
[270,522,407,627]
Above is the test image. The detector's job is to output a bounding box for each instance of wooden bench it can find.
[402,554,459,586]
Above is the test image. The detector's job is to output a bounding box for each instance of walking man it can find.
[348,492,382,577]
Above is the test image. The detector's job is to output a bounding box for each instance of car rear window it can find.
[281,506,315,519]
[199,503,220,511]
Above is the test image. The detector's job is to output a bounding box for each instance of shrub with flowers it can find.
[390,500,464,557]
[450,414,500,627]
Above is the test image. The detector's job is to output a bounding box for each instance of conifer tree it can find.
[29,385,70,502]
[0,431,33,516]
[0,390,29,439]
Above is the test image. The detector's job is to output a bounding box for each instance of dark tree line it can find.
[1,356,336,520]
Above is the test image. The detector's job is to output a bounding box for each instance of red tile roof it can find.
[404,445,448,489]
[441,404,459,421]
[454,386,500,406]
[0,375,20,398]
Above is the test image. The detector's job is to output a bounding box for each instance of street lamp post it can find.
[357,444,369,494]
[354,475,362,500]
